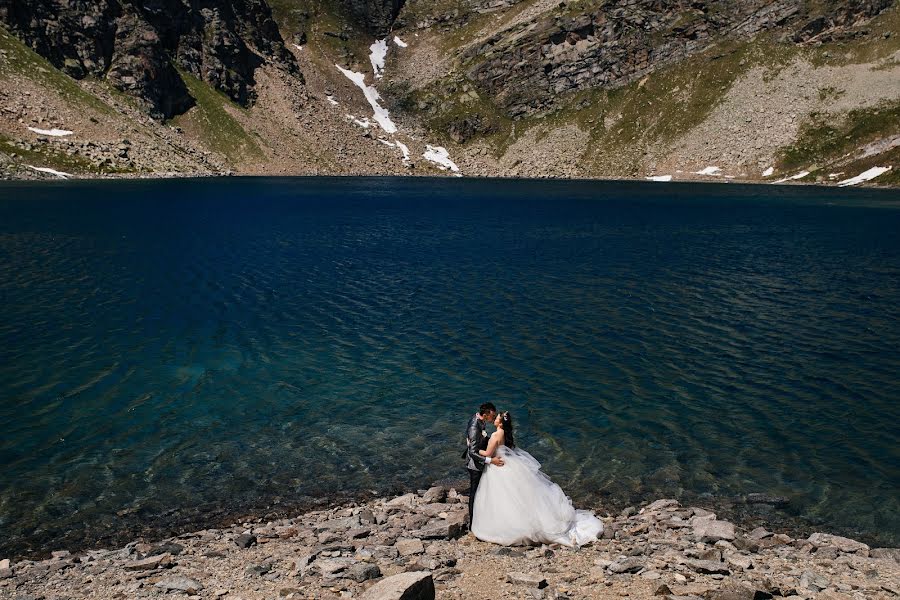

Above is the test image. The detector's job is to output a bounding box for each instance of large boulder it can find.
[871,548,900,562]
[360,570,435,600]
[693,520,735,543]
[806,532,869,554]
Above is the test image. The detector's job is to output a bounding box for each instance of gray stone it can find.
[346,562,382,582]
[124,553,174,571]
[410,516,466,540]
[693,520,735,543]
[385,493,418,510]
[684,559,730,575]
[645,499,679,511]
[705,582,757,600]
[359,508,377,525]
[608,557,645,574]
[244,563,272,577]
[422,486,447,503]
[806,532,868,553]
[233,533,257,548]
[154,575,204,594]
[725,552,753,570]
[748,527,772,540]
[799,570,829,592]
[317,557,357,577]
[360,570,435,600]
[871,548,900,562]
[395,538,425,556]
[149,542,184,556]
[654,584,673,595]
[506,571,549,588]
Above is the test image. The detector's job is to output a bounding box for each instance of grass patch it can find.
[0,26,114,115]
[777,100,900,172]
[566,39,761,174]
[0,133,130,175]
[173,69,263,163]
[806,4,900,67]
[269,0,371,72]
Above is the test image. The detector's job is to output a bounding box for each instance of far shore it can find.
[2,170,899,191]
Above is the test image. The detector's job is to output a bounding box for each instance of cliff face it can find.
[0,0,299,118]
[342,0,405,36]
[459,0,893,118]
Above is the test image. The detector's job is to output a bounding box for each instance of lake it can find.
[1,176,898,557]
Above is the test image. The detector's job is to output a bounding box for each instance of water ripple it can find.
[0,178,898,556]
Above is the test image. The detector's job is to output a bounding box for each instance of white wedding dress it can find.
[471,445,604,547]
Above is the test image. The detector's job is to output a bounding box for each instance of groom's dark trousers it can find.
[467,468,482,526]
[463,413,488,527]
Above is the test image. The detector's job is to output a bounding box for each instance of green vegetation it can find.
[0,26,114,115]
[268,0,371,73]
[806,4,900,67]
[777,100,900,172]
[173,69,263,163]
[0,133,120,175]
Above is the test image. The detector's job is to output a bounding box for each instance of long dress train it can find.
[471,445,603,547]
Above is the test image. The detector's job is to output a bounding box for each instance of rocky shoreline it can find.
[3,488,898,600]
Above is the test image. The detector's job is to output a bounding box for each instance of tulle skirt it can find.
[471,446,603,547]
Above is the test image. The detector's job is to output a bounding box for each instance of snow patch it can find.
[837,166,892,187]
[369,39,388,78]
[762,166,774,177]
[335,65,397,133]
[27,127,73,137]
[395,140,410,162]
[346,114,371,128]
[773,171,810,183]
[27,165,71,178]
[326,95,339,106]
[393,36,408,48]
[695,166,721,176]
[646,175,672,182]
[423,145,459,172]
[293,44,304,52]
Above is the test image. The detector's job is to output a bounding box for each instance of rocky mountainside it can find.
[0,0,898,185]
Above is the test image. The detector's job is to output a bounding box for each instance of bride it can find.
[471,411,604,547]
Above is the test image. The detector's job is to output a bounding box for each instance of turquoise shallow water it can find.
[1,177,899,556]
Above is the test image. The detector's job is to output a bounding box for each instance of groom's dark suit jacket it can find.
[464,413,489,471]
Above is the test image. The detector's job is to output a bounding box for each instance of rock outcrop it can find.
[343,0,405,36]
[0,0,300,118]
[461,0,892,118]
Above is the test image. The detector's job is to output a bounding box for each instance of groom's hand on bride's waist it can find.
[490,457,505,467]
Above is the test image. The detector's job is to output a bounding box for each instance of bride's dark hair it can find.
[500,411,515,448]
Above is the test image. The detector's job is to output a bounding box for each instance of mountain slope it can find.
[0,0,898,186]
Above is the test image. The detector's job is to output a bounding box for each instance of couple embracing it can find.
[464,402,604,547]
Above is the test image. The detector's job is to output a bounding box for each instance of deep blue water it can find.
[1,177,899,556]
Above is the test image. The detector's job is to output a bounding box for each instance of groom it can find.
[464,402,504,527]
